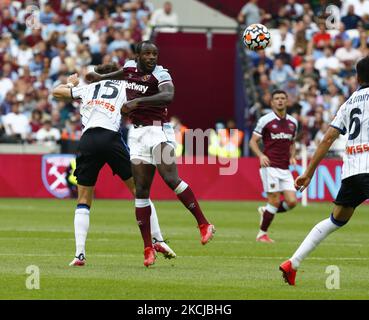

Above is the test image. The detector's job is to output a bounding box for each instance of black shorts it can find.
[334,174,369,208]
[75,127,132,186]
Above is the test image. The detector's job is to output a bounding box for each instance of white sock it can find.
[290,214,347,269]
[74,205,90,257]
[257,230,267,238]
[149,200,163,241]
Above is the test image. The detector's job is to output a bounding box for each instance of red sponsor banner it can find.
[0,154,343,201]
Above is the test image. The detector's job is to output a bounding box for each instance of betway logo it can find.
[125,82,149,94]
[271,132,293,140]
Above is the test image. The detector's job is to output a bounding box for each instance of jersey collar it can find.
[358,84,369,91]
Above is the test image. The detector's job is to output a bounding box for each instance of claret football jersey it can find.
[253,112,298,169]
[331,86,369,179]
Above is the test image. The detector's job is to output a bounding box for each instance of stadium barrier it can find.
[0,154,343,201]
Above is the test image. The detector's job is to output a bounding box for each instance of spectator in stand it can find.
[341,5,362,30]
[35,119,61,146]
[30,109,43,140]
[341,0,369,18]
[270,58,294,87]
[107,30,132,53]
[72,0,95,27]
[275,45,292,65]
[1,102,30,141]
[150,1,178,33]
[237,0,271,26]
[314,46,340,78]
[0,67,14,104]
[270,22,295,55]
[40,2,56,25]
[251,50,273,70]
[61,117,82,142]
[284,0,304,21]
[0,91,15,115]
[293,19,309,56]
[335,39,362,64]
[312,21,331,52]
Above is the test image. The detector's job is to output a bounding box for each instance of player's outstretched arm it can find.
[52,74,79,100]
[122,82,175,113]
[85,69,125,83]
[295,126,340,191]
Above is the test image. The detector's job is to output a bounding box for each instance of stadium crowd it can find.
[242,0,369,157]
[0,0,178,151]
[0,0,367,158]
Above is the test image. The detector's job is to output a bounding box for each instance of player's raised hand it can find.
[85,71,101,83]
[67,73,79,87]
[259,154,270,167]
[295,174,311,192]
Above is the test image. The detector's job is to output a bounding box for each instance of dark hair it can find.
[94,63,119,74]
[271,89,288,98]
[356,56,369,83]
[135,40,157,54]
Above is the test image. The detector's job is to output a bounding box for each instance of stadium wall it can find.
[0,154,342,201]
[155,32,237,130]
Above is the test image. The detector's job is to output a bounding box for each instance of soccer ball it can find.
[242,24,271,50]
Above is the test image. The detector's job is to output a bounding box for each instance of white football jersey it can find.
[331,86,369,179]
[71,80,127,133]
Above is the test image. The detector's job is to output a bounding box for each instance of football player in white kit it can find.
[280,56,369,285]
[52,64,176,267]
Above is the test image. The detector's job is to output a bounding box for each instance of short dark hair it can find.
[135,40,157,54]
[94,63,119,74]
[271,89,288,98]
[356,56,369,83]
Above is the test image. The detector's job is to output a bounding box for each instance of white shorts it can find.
[259,167,295,193]
[128,123,176,165]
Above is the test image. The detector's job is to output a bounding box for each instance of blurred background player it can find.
[280,56,369,286]
[52,65,175,267]
[86,41,215,267]
[249,90,298,243]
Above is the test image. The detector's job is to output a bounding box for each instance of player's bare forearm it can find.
[86,69,125,83]
[305,127,340,177]
[134,83,174,107]
[99,69,125,81]
[52,85,73,100]
[249,134,264,157]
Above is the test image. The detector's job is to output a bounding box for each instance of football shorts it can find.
[75,127,132,186]
[128,123,176,165]
[259,167,295,193]
[334,173,369,208]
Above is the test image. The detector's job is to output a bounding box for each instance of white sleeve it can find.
[71,85,89,100]
[253,117,265,136]
[157,70,172,86]
[330,103,347,135]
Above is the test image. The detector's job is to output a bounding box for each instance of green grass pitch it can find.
[0,198,369,300]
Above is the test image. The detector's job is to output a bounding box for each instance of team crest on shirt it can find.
[289,123,295,130]
[272,124,278,129]
[41,154,76,198]
[270,183,275,188]
[141,75,151,82]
